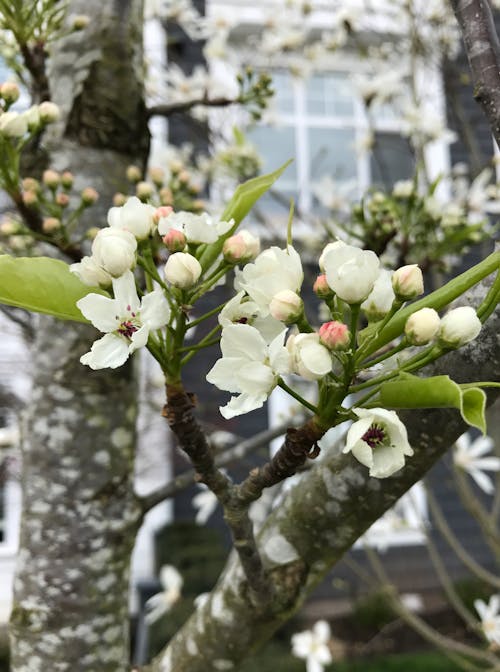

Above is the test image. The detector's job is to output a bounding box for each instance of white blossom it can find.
[206,323,291,419]
[287,333,332,381]
[158,210,233,244]
[474,595,500,647]
[70,256,112,288]
[323,244,380,304]
[0,111,27,137]
[91,227,137,277]
[107,196,156,240]
[439,306,482,347]
[77,271,170,369]
[145,565,183,624]
[291,620,332,672]
[361,269,395,320]
[454,433,500,495]
[344,408,413,478]
[164,252,202,288]
[218,291,284,343]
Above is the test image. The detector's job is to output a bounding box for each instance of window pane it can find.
[308,128,357,182]
[370,133,415,190]
[306,73,354,117]
[247,125,297,181]
[270,71,295,114]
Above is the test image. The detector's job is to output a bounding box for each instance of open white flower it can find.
[70,255,112,288]
[77,271,170,369]
[206,323,291,418]
[291,620,332,672]
[454,432,500,494]
[235,246,303,315]
[157,210,233,244]
[145,565,183,624]
[323,243,380,304]
[361,269,395,321]
[344,408,413,478]
[474,595,500,646]
[107,196,156,240]
[218,291,284,343]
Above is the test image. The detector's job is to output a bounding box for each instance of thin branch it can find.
[147,96,236,119]
[449,0,500,149]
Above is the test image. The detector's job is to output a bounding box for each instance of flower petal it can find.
[112,270,141,316]
[80,333,130,369]
[76,294,119,332]
[140,290,171,329]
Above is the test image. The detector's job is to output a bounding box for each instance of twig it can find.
[147,96,236,119]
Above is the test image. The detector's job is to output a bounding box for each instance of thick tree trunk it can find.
[9,1,149,669]
[149,280,499,672]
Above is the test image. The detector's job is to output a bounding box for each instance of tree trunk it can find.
[9,1,149,669]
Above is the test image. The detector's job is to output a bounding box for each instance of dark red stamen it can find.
[117,320,138,339]
[361,424,386,448]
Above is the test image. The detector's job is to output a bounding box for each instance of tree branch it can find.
[449,0,500,148]
[147,96,236,119]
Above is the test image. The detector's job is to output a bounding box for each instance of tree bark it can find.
[9,1,149,669]
[148,279,499,672]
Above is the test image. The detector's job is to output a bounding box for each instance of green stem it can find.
[460,382,500,389]
[187,301,227,329]
[189,266,228,304]
[181,324,221,366]
[355,300,404,362]
[477,268,500,323]
[277,378,318,415]
[358,339,408,371]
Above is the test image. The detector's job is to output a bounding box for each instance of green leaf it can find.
[379,372,487,433]
[0,255,108,322]
[197,160,292,271]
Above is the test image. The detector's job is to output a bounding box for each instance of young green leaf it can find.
[0,255,108,323]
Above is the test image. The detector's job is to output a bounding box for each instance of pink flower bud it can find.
[319,321,351,350]
[42,217,61,233]
[42,169,60,188]
[154,206,173,223]
[392,264,424,300]
[22,190,38,206]
[81,187,99,206]
[163,229,186,252]
[0,82,20,104]
[222,230,260,264]
[56,192,70,207]
[269,290,303,324]
[113,192,127,207]
[405,308,440,345]
[313,274,333,298]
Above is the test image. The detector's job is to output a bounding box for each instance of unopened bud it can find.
[38,101,60,124]
[269,290,303,324]
[42,217,61,233]
[159,187,173,205]
[136,181,153,200]
[70,14,90,30]
[405,308,440,345]
[179,170,190,183]
[222,230,260,264]
[149,166,165,186]
[164,252,202,289]
[42,169,60,189]
[153,206,173,223]
[22,177,39,192]
[313,274,333,299]
[86,227,100,240]
[113,192,127,207]
[163,229,186,252]
[192,198,205,211]
[61,171,74,189]
[0,81,20,104]
[169,159,183,173]
[319,320,351,350]
[56,192,70,207]
[0,219,19,235]
[392,264,424,300]
[126,165,142,183]
[438,306,481,348]
[81,187,99,205]
[22,190,38,206]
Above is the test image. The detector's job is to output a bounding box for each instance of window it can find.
[247,69,416,224]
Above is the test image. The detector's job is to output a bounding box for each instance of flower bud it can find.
[126,165,142,183]
[70,256,112,287]
[61,171,74,189]
[38,101,60,124]
[392,180,414,199]
[0,82,20,104]
[136,180,153,200]
[113,192,127,207]
[164,252,202,289]
[43,169,60,189]
[319,320,351,350]
[169,159,183,173]
[107,196,155,240]
[42,217,61,233]
[404,308,440,345]
[318,240,346,272]
[159,187,173,205]
[222,230,260,264]
[81,187,99,205]
[91,227,137,277]
[192,198,205,211]
[287,333,332,381]
[86,227,100,240]
[23,106,40,130]
[179,170,190,183]
[163,229,186,252]
[0,219,19,235]
[154,205,174,223]
[22,177,39,192]
[269,290,303,324]
[0,111,27,137]
[313,274,333,299]
[70,14,90,30]
[392,264,424,300]
[438,306,481,347]
[22,190,38,206]
[149,166,165,186]
[56,193,70,207]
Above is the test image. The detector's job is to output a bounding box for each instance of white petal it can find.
[76,294,119,332]
[469,469,494,494]
[130,325,150,352]
[80,333,130,369]
[112,271,141,316]
[350,440,374,469]
[219,392,267,419]
[344,417,373,451]
[160,565,183,591]
[220,323,267,361]
[313,620,331,643]
[140,290,171,329]
[370,445,405,478]
[236,361,275,395]
[206,358,246,393]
